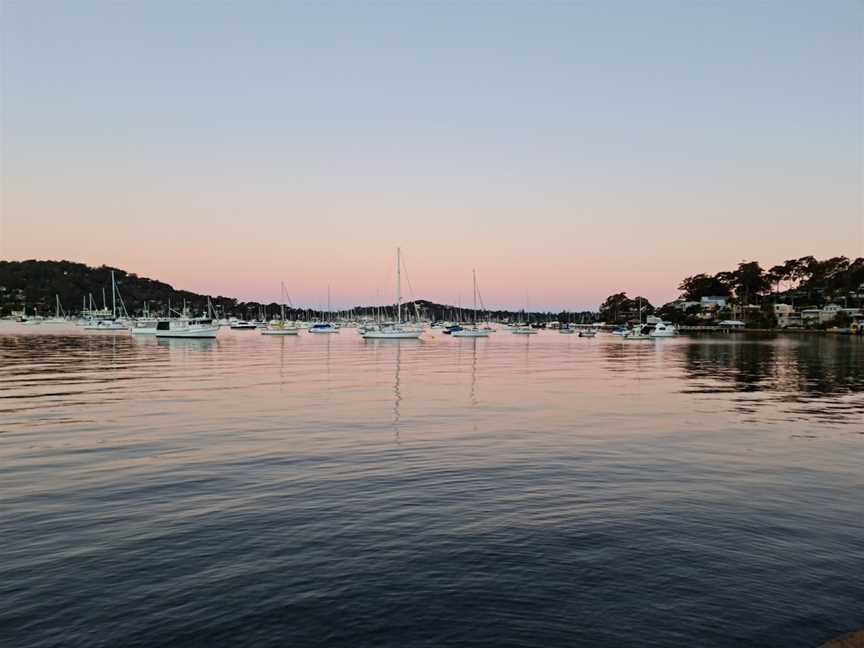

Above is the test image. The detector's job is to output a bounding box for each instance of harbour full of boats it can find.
[5,314,681,340]
[5,251,686,340]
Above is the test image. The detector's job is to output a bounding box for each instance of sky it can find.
[1,1,862,310]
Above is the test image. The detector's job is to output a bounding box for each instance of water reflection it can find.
[675,336,864,425]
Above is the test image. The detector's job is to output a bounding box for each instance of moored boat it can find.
[362,248,423,340]
[155,318,219,339]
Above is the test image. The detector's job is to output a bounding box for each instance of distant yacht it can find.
[84,272,128,332]
[230,319,257,330]
[310,286,339,333]
[43,296,67,324]
[452,270,489,338]
[309,322,339,334]
[362,248,423,339]
[624,298,654,341]
[262,283,300,336]
[155,318,219,339]
[650,321,678,337]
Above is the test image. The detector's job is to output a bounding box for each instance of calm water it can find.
[2,324,863,647]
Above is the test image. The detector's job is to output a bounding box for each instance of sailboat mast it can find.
[397,247,402,323]
[111,271,116,318]
[472,269,477,324]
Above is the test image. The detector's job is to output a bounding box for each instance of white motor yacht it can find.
[650,321,678,337]
[155,318,219,339]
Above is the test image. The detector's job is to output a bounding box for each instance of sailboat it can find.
[20,305,42,325]
[452,270,489,337]
[84,272,128,332]
[512,298,537,334]
[362,248,423,339]
[309,286,339,333]
[44,296,67,324]
[624,297,653,341]
[262,283,300,336]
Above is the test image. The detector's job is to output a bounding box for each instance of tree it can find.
[732,261,769,304]
[677,274,731,301]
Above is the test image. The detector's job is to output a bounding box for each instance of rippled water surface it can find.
[2,324,863,647]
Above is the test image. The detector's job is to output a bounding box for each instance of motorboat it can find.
[309,322,339,334]
[230,320,257,330]
[579,329,597,338]
[650,321,678,337]
[443,325,463,335]
[155,318,219,339]
[559,326,576,334]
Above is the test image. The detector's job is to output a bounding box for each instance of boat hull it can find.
[362,331,422,339]
[451,330,489,337]
[131,327,158,335]
[261,328,299,336]
[155,327,219,339]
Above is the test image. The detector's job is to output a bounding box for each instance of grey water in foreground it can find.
[1,325,862,648]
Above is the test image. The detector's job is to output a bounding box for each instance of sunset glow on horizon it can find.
[2,1,862,310]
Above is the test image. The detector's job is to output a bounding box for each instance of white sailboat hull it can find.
[362,329,422,339]
[451,329,489,337]
[261,328,300,336]
[155,327,219,339]
[511,328,538,335]
[84,323,128,332]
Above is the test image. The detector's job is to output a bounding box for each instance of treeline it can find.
[598,256,864,326]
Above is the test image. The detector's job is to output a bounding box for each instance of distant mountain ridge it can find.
[0,259,581,321]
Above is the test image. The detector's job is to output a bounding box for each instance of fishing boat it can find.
[362,248,423,339]
[130,318,161,335]
[262,283,300,336]
[155,318,219,339]
[452,270,490,338]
